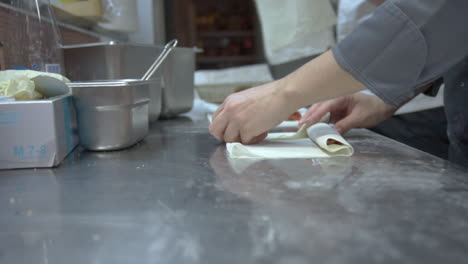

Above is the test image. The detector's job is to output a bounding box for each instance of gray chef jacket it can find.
[333,0,468,107]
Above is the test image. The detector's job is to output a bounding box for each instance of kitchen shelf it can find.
[0,2,126,44]
[165,0,264,69]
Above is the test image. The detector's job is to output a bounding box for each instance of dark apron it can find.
[444,57,468,167]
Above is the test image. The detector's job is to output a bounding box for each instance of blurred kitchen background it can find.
[0,0,444,111]
[0,0,263,70]
[0,0,447,168]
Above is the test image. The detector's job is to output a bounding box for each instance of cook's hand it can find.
[209,50,371,143]
[209,80,297,144]
[299,93,396,134]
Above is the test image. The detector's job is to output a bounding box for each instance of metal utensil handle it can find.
[142,39,178,80]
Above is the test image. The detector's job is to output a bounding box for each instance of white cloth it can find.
[255,0,336,65]
[195,64,273,86]
[336,0,376,42]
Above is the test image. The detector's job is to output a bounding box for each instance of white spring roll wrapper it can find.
[227,123,354,159]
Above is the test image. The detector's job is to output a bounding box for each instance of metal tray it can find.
[63,42,196,119]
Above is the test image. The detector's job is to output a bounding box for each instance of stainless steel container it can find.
[69,79,156,151]
[63,42,196,119]
[157,46,195,118]
[148,78,163,122]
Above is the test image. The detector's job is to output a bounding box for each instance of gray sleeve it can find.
[332,0,468,106]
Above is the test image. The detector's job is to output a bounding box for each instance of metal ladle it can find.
[141,39,178,80]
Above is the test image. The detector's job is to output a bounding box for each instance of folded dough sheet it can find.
[227,123,354,159]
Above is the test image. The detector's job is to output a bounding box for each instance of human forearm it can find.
[278,50,367,111]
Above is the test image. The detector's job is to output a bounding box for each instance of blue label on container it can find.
[13,145,48,160]
[0,112,19,125]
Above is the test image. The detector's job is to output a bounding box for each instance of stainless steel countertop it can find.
[1,105,468,264]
